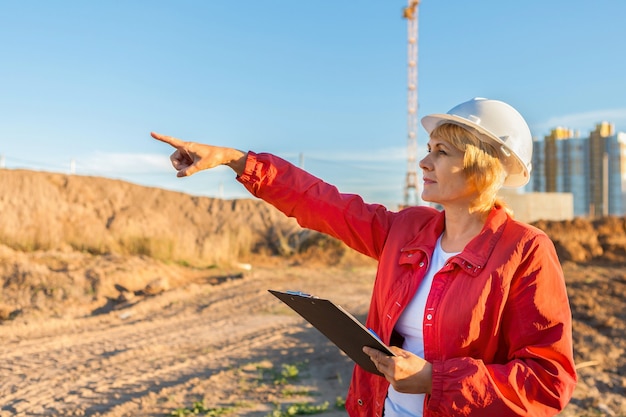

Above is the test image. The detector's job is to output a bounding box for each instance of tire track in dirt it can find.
[1,266,377,417]
[0,269,310,416]
[2,320,301,416]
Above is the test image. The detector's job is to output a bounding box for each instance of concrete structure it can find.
[498,189,574,224]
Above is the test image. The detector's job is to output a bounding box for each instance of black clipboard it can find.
[268,289,395,376]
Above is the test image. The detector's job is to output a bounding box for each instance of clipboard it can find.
[268,289,395,376]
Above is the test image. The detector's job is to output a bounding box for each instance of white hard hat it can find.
[421,97,533,188]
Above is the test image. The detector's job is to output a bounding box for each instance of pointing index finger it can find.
[151,132,185,148]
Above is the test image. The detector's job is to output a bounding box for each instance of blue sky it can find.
[1,0,625,208]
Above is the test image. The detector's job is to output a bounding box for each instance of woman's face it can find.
[419,135,477,208]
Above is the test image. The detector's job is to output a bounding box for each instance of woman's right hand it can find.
[151,132,247,177]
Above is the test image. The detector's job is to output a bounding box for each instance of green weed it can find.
[169,401,233,417]
[334,396,346,409]
[256,362,305,385]
[267,401,329,417]
[281,388,314,397]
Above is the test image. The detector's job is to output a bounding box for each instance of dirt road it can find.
[1,263,625,416]
[1,265,375,417]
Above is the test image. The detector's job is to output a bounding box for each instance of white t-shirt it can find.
[384,235,460,417]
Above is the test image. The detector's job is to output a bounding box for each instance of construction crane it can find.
[402,0,420,207]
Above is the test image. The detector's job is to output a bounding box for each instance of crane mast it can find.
[403,0,420,207]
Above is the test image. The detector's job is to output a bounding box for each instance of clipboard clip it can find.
[368,328,383,343]
[285,290,318,298]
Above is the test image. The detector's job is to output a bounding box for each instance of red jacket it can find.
[238,152,577,417]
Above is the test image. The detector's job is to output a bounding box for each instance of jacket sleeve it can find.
[236,151,394,259]
[427,233,577,416]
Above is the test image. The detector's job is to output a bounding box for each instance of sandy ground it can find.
[1,264,373,417]
[1,262,625,417]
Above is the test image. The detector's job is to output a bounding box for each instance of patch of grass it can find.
[278,363,300,382]
[233,360,344,417]
[334,396,346,409]
[168,401,234,417]
[281,388,315,397]
[120,236,176,261]
[267,401,329,417]
[253,361,306,386]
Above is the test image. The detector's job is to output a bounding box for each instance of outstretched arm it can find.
[151,132,247,177]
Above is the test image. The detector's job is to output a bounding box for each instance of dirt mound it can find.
[0,169,310,266]
[0,169,369,320]
[532,216,626,264]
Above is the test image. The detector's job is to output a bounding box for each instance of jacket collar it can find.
[455,207,508,275]
[399,209,445,265]
[400,206,509,277]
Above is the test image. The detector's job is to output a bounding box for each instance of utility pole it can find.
[403,0,420,207]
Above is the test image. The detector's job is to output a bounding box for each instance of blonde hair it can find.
[431,123,511,215]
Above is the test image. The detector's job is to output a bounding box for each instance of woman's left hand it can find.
[363,346,433,394]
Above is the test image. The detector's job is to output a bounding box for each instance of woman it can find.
[152,97,577,416]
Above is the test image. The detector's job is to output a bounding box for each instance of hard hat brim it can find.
[421,113,529,188]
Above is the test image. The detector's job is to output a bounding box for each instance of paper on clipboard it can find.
[268,289,395,376]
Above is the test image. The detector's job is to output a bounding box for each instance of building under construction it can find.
[532,122,626,217]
